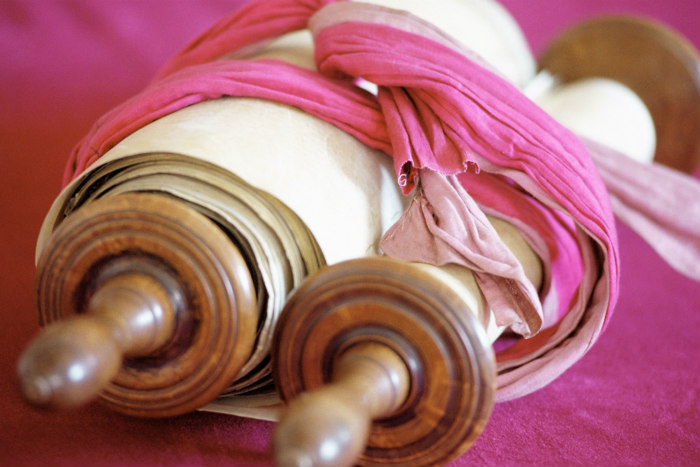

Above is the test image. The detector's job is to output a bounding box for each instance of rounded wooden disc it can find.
[272,257,495,467]
[35,192,257,417]
[539,16,700,174]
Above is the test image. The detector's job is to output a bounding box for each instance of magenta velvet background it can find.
[1,1,698,466]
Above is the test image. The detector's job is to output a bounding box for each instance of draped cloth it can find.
[61,0,700,401]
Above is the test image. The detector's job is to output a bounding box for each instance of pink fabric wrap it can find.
[59,0,698,401]
[583,138,700,281]
[381,170,544,338]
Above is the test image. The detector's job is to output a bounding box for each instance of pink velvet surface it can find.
[1,1,698,466]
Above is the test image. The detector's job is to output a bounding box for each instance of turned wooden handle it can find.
[274,342,410,467]
[22,193,257,417]
[18,272,177,409]
[272,257,495,467]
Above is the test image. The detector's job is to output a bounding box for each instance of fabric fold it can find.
[381,168,543,337]
[153,0,339,80]
[584,137,700,281]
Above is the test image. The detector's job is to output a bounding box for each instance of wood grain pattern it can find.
[272,257,495,467]
[539,16,700,174]
[21,193,258,417]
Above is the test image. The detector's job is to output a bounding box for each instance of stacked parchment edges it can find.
[37,151,327,417]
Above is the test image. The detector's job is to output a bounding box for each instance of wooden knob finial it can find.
[19,271,176,409]
[538,16,700,174]
[272,257,495,467]
[19,192,258,417]
[275,342,410,467]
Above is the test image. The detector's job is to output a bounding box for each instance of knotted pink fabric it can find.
[61,0,699,401]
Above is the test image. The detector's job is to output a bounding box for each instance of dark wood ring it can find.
[35,192,257,417]
[272,256,495,467]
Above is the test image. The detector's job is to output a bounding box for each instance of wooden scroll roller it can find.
[271,257,501,467]
[269,11,700,467]
[20,192,258,414]
[536,16,700,174]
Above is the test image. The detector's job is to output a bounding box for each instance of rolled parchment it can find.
[31,0,542,419]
